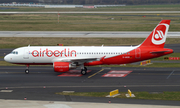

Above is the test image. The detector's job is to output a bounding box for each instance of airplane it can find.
[4,20,173,75]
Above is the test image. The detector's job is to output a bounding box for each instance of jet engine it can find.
[53,62,76,72]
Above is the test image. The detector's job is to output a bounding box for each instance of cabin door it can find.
[23,48,29,59]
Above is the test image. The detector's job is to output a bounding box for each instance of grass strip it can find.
[0,61,24,66]
[1,4,180,11]
[151,53,180,61]
[0,13,180,31]
[56,91,180,101]
[0,61,51,66]
[101,63,180,68]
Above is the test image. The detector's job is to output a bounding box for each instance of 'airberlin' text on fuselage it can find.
[32,48,76,57]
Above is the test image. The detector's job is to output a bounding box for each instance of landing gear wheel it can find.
[25,69,29,74]
[81,69,87,75]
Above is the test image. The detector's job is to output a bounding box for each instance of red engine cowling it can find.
[53,62,76,72]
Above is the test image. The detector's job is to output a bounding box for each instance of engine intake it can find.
[53,62,76,72]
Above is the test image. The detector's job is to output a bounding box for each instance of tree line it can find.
[1,0,180,5]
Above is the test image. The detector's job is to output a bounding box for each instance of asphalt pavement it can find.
[0,66,179,92]
[0,66,180,106]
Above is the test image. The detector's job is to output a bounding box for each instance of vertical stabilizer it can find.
[140,20,170,48]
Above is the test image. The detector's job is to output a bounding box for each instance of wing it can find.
[52,57,103,65]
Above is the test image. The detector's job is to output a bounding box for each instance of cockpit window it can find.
[11,51,18,54]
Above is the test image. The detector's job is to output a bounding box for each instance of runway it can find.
[0,45,180,105]
[0,31,180,38]
[0,66,180,92]
[1,11,180,14]
[0,66,180,105]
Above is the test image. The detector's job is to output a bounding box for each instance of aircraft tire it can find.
[25,69,29,74]
[81,69,87,75]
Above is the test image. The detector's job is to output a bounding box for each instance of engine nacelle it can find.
[53,62,76,72]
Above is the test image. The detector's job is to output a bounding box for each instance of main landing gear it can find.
[25,65,29,74]
[81,67,87,75]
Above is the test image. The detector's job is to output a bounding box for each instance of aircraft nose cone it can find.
[4,55,10,62]
[4,55,8,61]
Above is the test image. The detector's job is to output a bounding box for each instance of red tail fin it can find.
[140,20,170,48]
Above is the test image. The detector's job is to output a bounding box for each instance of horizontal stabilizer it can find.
[150,50,171,54]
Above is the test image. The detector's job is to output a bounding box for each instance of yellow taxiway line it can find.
[88,69,104,78]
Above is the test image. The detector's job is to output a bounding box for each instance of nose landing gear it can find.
[25,65,29,74]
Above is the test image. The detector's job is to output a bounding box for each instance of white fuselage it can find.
[4,46,138,64]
